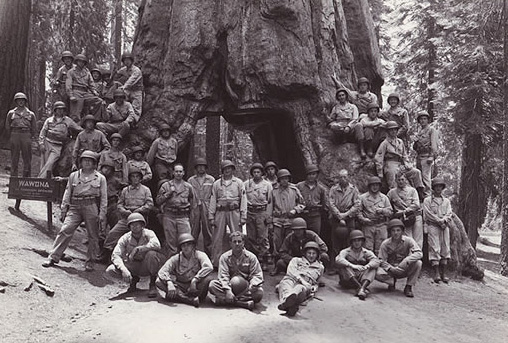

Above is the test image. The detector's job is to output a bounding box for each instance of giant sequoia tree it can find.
[130,0,482,277]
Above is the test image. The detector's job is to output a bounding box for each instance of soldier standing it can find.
[96,89,138,137]
[72,115,110,170]
[188,158,215,257]
[147,124,179,182]
[296,164,327,235]
[6,92,37,178]
[157,164,196,257]
[99,133,128,183]
[208,160,247,267]
[244,163,273,270]
[117,52,143,117]
[357,176,393,255]
[413,111,439,198]
[52,51,74,105]
[264,161,279,188]
[65,54,99,122]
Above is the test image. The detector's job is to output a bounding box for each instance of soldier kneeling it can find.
[156,233,213,307]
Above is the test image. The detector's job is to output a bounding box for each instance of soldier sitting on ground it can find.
[272,218,329,276]
[276,241,324,317]
[208,232,264,310]
[105,213,165,298]
[156,233,214,307]
[336,230,379,300]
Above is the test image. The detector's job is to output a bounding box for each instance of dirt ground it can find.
[1,166,508,343]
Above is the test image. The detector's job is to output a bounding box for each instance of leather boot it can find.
[365,141,374,158]
[357,280,370,300]
[432,265,441,283]
[235,300,254,310]
[358,141,367,159]
[176,291,199,307]
[404,285,414,298]
[148,277,157,298]
[439,263,449,284]
[127,276,140,293]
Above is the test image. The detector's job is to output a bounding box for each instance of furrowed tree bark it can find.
[501,0,508,276]
[0,0,31,143]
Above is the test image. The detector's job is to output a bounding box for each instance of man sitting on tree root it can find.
[105,213,165,298]
[156,233,213,307]
[208,232,264,310]
[336,230,379,300]
[376,219,423,298]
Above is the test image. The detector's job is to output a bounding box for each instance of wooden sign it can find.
[8,177,65,203]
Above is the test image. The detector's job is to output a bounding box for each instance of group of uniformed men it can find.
[6,54,452,317]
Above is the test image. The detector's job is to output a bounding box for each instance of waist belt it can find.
[384,153,403,162]
[72,85,89,91]
[11,127,30,132]
[71,197,98,205]
[165,207,190,215]
[248,204,267,212]
[216,203,240,211]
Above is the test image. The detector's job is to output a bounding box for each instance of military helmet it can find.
[121,52,134,62]
[128,166,143,178]
[13,92,27,101]
[127,212,145,226]
[303,241,320,252]
[336,88,349,100]
[178,233,196,246]
[357,77,370,86]
[79,150,98,162]
[100,159,115,169]
[349,230,365,242]
[159,123,172,133]
[53,101,66,111]
[264,161,278,171]
[367,176,382,186]
[291,217,307,230]
[110,133,123,141]
[113,89,126,99]
[417,110,430,121]
[230,276,249,295]
[194,157,207,168]
[221,160,236,171]
[385,121,400,130]
[367,102,380,112]
[91,68,101,75]
[250,162,264,176]
[74,54,88,63]
[431,177,446,189]
[305,164,319,174]
[61,51,74,61]
[277,169,291,179]
[82,114,96,123]
[388,218,405,230]
[387,92,400,104]
[131,145,144,154]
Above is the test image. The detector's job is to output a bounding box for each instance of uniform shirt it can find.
[112,229,160,269]
[127,160,152,182]
[279,231,328,262]
[387,185,420,214]
[358,191,393,223]
[414,125,439,157]
[360,115,385,128]
[188,174,215,206]
[350,91,378,114]
[103,174,124,200]
[105,101,138,124]
[272,185,304,216]
[99,149,128,183]
[61,169,107,216]
[264,175,279,189]
[328,182,360,218]
[381,106,409,137]
[5,106,37,136]
[117,183,153,216]
[72,129,111,162]
[328,102,359,127]
[147,136,178,164]
[423,195,453,229]
[54,65,72,87]
[244,178,273,215]
[336,247,379,269]
[209,177,248,221]
[65,66,96,97]
[39,116,82,145]
[296,181,327,213]
[156,179,196,212]
[218,249,264,291]
[378,236,422,268]
[158,250,213,284]
[117,65,143,91]
[284,256,324,286]
[374,137,409,175]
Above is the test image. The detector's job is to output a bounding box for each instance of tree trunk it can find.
[426,1,437,121]
[130,0,482,276]
[113,0,123,66]
[0,0,31,142]
[501,0,508,276]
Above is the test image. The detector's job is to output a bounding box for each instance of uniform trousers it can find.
[302,213,322,235]
[49,203,99,263]
[104,218,130,250]
[376,260,422,286]
[162,213,191,257]
[208,280,263,303]
[417,155,434,198]
[211,209,241,266]
[155,274,213,301]
[331,218,356,261]
[69,89,98,122]
[278,276,310,303]
[427,224,451,265]
[404,215,424,249]
[105,250,165,278]
[125,89,143,118]
[272,223,291,258]
[246,210,270,258]
[362,223,387,256]
[384,161,424,190]
[96,121,130,137]
[38,140,63,178]
[338,266,376,287]
[190,203,212,256]
[10,131,32,177]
